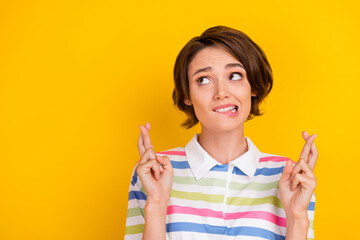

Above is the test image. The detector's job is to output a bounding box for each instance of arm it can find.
[136,123,173,240]
[285,195,316,240]
[279,131,318,240]
[143,199,168,240]
[285,214,310,240]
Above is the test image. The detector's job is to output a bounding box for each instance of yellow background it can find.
[1,0,359,239]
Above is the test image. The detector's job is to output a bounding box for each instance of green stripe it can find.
[126,207,145,218]
[227,195,283,208]
[229,181,279,191]
[125,224,144,235]
[173,176,226,187]
[171,189,224,203]
[309,219,314,229]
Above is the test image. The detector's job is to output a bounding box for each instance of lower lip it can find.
[213,108,239,117]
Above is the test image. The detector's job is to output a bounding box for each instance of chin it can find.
[202,121,244,133]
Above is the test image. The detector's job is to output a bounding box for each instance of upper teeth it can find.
[214,106,236,112]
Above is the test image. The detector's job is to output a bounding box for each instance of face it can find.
[186,46,256,133]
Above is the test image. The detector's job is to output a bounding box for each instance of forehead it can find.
[188,46,241,74]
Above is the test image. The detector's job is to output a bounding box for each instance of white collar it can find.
[184,134,261,180]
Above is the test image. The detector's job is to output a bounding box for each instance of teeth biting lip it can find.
[213,105,238,113]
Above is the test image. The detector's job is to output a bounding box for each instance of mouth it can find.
[212,105,238,113]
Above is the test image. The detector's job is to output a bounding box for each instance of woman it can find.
[125,26,317,240]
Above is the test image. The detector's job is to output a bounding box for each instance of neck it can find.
[198,125,248,164]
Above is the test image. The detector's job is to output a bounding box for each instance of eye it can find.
[197,76,211,85]
[230,72,242,81]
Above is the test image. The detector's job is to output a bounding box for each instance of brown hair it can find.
[172,25,273,129]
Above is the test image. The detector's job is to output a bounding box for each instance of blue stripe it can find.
[233,167,285,176]
[210,164,228,172]
[170,161,228,172]
[254,166,284,176]
[131,170,138,185]
[166,222,284,240]
[232,167,246,175]
[170,161,285,176]
[171,160,190,169]
[128,190,147,201]
[308,201,315,211]
[167,222,225,234]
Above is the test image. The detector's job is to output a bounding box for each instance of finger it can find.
[308,141,318,170]
[137,122,152,158]
[140,125,153,149]
[137,159,161,180]
[140,125,155,159]
[156,155,173,172]
[291,176,300,191]
[145,122,151,131]
[151,159,161,180]
[289,159,304,188]
[137,129,146,158]
[289,159,316,191]
[302,131,318,170]
[290,159,315,182]
[299,133,317,163]
[139,147,156,164]
[155,156,165,173]
[280,160,294,183]
[302,130,310,141]
[291,172,317,192]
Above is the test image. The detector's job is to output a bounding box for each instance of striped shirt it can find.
[125,134,315,240]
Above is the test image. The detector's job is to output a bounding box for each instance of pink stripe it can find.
[156,151,186,156]
[225,211,286,227]
[167,205,286,227]
[260,156,295,163]
[167,205,223,218]
[135,151,185,163]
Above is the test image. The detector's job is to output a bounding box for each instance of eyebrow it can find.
[192,63,244,77]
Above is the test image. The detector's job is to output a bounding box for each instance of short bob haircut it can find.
[172,25,273,129]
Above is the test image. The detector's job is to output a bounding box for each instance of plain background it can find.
[1,0,359,239]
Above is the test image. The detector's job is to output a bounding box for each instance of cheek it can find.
[233,87,252,101]
[189,94,210,121]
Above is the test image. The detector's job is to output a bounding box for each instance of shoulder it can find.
[257,152,295,175]
[259,152,295,164]
[156,146,186,161]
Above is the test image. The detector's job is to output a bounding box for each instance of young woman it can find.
[125,26,317,240]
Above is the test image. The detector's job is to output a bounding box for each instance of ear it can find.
[184,98,192,106]
[251,91,257,97]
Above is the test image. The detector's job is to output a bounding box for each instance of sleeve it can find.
[307,193,316,240]
[124,163,147,240]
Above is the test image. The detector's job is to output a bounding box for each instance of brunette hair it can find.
[172,25,273,129]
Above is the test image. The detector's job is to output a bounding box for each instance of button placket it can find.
[222,163,233,227]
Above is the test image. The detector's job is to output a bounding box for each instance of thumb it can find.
[156,155,173,171]
[280,160,294,183]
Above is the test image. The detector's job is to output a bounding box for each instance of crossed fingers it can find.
[136,123,164,179]
[137,122,152,158]
[299,131,318,170]
[290,131,318,191]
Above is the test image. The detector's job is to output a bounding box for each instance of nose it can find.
[214,80,230,100]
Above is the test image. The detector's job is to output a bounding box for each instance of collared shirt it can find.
[125,134,315,240]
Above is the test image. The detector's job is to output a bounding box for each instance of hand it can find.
[136,123,173,204]
[279,131,318,220]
